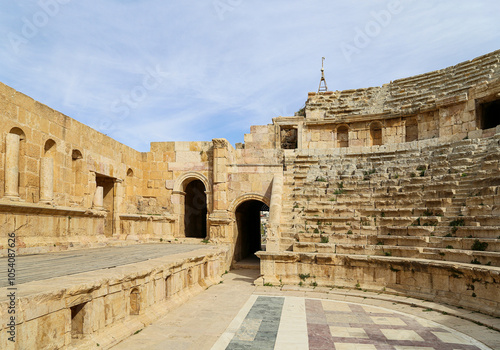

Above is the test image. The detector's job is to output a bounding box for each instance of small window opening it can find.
[280,127,297,149]
[479,99,500,130]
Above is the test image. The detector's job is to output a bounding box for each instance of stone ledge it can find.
[0,200,106,217]
[0,245,229,349]
[257,251,500,317]
[119,213,176,222]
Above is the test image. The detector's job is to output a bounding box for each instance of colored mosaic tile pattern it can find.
[219,296,490,350]
[306,299,488,350]
[226,296,285,350]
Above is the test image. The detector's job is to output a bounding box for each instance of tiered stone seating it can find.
[310,50,500,118]
[280,135,500,268]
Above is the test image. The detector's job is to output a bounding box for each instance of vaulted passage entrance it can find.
[234,200,269,263]
[184,180,207,238]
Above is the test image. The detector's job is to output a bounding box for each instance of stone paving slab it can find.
[113,270,499,350]
[0,243,206,287]
[112,270,259,350]
[217,296,490,350]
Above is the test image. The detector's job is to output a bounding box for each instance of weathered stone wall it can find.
[1,50,500,326]
[242,50,500,152]
[0,82,157,253]
[0,82,144,206]
[0,246,228,350]
[257,252,500,317]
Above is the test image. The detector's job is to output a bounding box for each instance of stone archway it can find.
[184,179,207,238]
[233,198,269,264]
[172,172,210,238]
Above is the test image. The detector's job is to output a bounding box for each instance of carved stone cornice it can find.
[212,138,228,149]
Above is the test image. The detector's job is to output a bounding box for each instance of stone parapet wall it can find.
[257,252,500,318]
[0,246,229,350]
[0,202,107,256]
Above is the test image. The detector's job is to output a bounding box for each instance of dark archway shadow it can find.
[234,200,268,264]
[184,180,207,238]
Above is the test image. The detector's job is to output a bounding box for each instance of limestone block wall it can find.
[243,124,277,150]
[0,246,228,350]
[0,81,144,206]
[240,50,500,153]
[257,252,500,318]
[0,82,167,252]
[148,141,212,200]
[145,141,213,240]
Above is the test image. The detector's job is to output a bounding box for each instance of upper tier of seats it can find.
[306,49,500,118]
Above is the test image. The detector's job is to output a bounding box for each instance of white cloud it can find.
[0,0,498,151]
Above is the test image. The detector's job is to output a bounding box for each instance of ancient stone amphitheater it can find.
[1,49,499,348]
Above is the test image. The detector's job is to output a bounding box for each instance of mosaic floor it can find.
[213,296,490,350]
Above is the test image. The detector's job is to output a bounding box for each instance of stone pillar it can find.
[5,133,20,200]
[39,157,54,204]
[209,138,231,242]
[266,173,283,252]
[297,121,304,149]
[113,179,123,237]
[172,190,185,238]
[93,186,104,209]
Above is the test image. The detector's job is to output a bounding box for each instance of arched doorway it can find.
[184,180,207,238]
[234,200,269,263]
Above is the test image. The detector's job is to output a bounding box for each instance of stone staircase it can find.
[279,135,500,267]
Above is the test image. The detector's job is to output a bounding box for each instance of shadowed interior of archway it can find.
[234,200,269,262]
[184,180,207,238]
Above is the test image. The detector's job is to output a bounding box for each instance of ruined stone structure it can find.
[1,49,500,348]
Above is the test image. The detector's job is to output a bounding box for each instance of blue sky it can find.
[1,1,498,151]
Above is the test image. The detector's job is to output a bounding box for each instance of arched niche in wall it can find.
[4,127,27,199]
[9,127,26,140]
[44,139,56,156]
[72,149,83,161]
[129,288,140,315]
[71,149,84,201]
[40,139,57,204]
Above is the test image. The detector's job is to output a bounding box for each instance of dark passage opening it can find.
[479,99,500,130]
[184,180,207,238]
[234,200,269,262]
